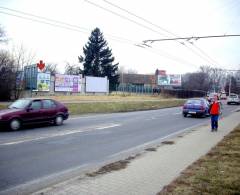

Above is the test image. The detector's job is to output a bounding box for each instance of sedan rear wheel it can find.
[10,119,21,131]
[55,115,63,126]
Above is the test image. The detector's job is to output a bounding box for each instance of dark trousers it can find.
[211,115,219,130]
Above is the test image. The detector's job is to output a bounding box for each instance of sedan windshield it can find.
[187,99,202,105]
[9,99,31,109]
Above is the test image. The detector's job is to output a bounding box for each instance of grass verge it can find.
[0,104,6,110]
[35,94,165,102]
[0,99,185,115]
[65,99,185,115]
[158,124,240,195]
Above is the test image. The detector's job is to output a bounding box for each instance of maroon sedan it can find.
[0,98,69,130]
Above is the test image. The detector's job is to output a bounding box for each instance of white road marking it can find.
[0,130,84,146]
[0,123,122,146]
[96,124,121,130]
[173,112,182,115]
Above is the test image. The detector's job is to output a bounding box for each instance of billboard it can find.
[157,70,181,86]
[55,74,82,92]
[86,76,108,93]
[168,74,182,86]
[37,72,51,91]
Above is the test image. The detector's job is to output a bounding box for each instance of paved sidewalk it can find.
[32,111,240,195]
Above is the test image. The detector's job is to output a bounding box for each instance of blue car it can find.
[182,98,210,117]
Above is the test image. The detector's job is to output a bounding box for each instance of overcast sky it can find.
[0,0,240,74]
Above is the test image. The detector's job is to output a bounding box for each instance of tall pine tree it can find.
[79,28,119,90]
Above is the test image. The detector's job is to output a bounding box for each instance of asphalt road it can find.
[0,103,238,194]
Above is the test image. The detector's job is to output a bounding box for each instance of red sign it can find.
[37,60,45,71]
[158,70,166,75]
[155,69,166,76]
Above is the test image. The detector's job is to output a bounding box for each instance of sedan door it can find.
[21,100,43,123]
[41,99,58,121]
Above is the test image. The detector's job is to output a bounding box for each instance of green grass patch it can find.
[37,94,165,102]
[0,104,7,110]
[158,124,240,195]
[65,99,185,115]
[0,99,185,114]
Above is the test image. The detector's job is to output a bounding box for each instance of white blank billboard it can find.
[86,76,108,93]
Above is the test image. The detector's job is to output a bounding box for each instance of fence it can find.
[115,84,154,95]
[114,84,207,98]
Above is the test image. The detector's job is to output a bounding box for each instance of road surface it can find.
[0,103,238,194]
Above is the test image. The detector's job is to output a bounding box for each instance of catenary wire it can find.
[92,0,221,66]
[0,7,207,69]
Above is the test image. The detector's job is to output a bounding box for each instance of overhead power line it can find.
[0,6,215,69]
[102,0,176,38]
[143,34,240,43]
[0,6,197,68]
[84,0,167,37]
[0,6,136,45]
[91,0,221,66]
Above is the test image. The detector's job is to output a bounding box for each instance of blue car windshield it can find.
[9,99,31,109]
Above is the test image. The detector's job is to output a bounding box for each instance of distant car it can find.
[182,98,210,117]
[220,92,227,100]
[0,98,69,131]
[227,94,240,105]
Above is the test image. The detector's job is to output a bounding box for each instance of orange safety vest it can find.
[210,102,220,115]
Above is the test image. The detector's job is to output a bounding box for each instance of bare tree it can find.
[64,62,82,75]
[0,25,7,43]
[182,66,227,92]
[0,50,15,100]
[0,26,14,100]
[11,44,36,70]
[44,63,59,75]
[10,44,36,99]
[199,65,227,92]
[182,72,210,91]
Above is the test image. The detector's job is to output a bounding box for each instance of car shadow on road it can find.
[0,122,63,133]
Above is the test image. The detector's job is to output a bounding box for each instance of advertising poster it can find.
[169,74,181,86]
[55,74,82,92]
[157,70,169,85]
[157,70,181,86]
[37,72,51,91]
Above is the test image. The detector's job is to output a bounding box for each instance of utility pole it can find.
[229,74,231,95]
[227,70,239,95]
